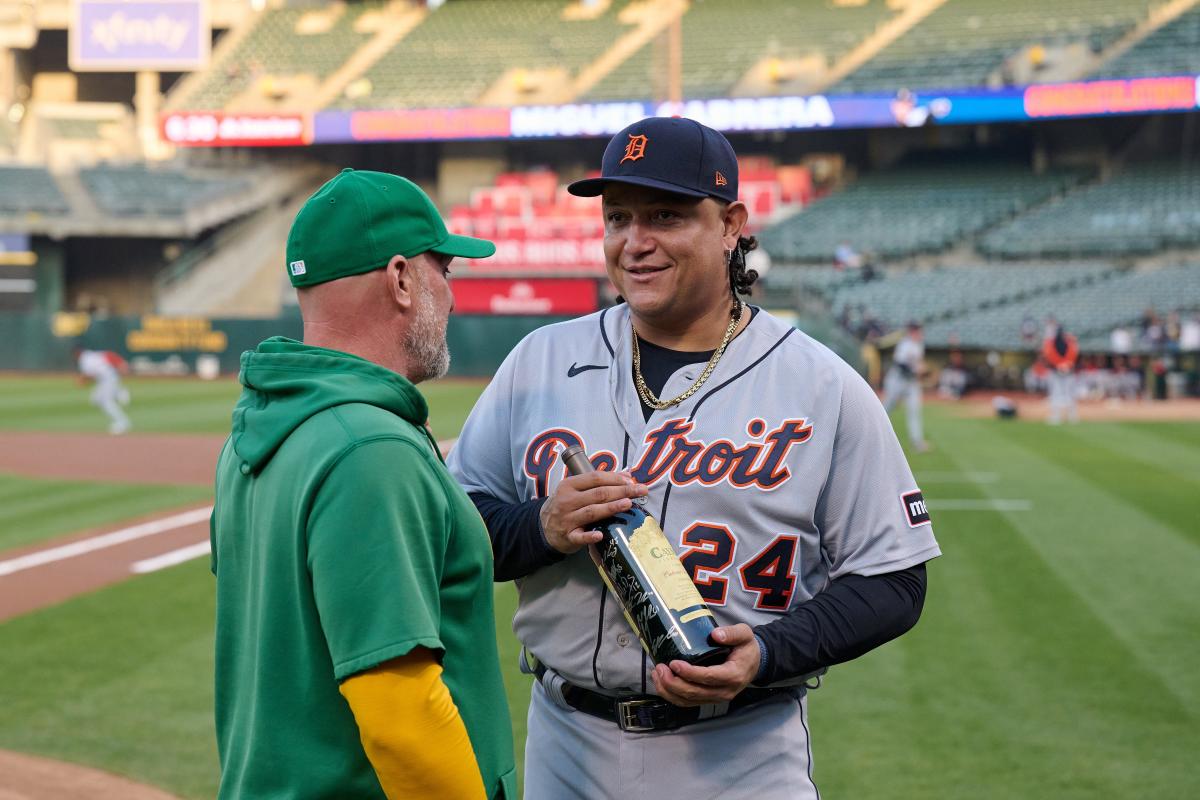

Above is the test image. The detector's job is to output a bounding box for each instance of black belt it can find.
[534,662,786,733]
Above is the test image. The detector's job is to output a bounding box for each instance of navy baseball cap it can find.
[567,117,739,204]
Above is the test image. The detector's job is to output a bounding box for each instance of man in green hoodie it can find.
[210,169,517,799]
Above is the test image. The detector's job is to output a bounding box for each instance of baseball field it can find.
[0,374,1196,798]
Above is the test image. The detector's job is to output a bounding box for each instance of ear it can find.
[721,201,749,249]
[384,254,414,311]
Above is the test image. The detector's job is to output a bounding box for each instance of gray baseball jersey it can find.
[449,305,940,694]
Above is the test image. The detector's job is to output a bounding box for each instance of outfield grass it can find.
[0,375,486,441]
[0,377,1196,799]
[0,473,212,551]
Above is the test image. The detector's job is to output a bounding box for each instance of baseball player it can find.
[881,321,928,452]
[76,348,131,434]
[1042,317,1079,424]
[448,118,940,799]
[211,170,516,799]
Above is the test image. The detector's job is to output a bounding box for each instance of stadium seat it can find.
[759,154,1087,262]
[1094,6,1200,78]
[980,161,1200,258]
[80,165,250,218]
[334,1,634,109]
[0,166,71,216]
[834,0,1150,93]
[585,0,898,101]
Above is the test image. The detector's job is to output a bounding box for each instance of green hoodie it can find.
[211,337,516,799]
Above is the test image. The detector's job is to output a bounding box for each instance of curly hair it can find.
[729,234,760,298]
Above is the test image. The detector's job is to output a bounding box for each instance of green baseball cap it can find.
[285,168,495,288]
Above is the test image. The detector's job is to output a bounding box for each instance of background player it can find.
[1042,317,1080,423]
[882,321,929,451]
[448,117,940,800]
[75,348,131,435]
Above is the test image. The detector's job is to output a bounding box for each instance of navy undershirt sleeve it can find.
[753,563,928,684]
[468,492,562,582]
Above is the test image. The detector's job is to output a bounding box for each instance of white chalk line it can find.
[131,540,211,574]
[0,506,213,577]
[932,499,1033,511]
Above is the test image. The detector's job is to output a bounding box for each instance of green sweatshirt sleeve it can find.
[306,436,449,681]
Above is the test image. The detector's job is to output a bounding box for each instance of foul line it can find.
[131,540,211,574]
[0,506,214,577]
[932,499,1032,511]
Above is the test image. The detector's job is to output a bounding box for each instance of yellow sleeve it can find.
[339,649,487,800]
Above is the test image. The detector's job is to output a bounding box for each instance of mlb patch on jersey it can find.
[289,260,307,276]
[901,490,931,527]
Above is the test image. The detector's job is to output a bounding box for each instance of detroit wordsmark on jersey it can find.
[448,305,940,693]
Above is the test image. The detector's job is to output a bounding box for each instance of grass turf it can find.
[0,473,212,552]
[0,376,485,441]
[0,375,1197,798]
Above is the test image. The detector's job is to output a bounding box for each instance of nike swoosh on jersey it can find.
[567,363,608,378]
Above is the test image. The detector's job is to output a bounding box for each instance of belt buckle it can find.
[617,698,676,733]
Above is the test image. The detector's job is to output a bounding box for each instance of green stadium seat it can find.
[0,166,71,216]
[834,0,1151,93]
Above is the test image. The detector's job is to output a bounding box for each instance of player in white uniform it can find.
[76,348,131,434]
[882,322,928,451]
[449,118,940,799]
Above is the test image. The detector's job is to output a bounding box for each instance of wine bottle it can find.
[561,445,728,667]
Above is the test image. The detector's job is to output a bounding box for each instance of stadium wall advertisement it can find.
[450,279,598,315]
[161,75,1200,146]
[71,0,210,72]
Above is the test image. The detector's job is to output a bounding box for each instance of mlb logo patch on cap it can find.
[289,260,306,276]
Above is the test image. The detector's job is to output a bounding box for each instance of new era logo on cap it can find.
[289,260,306,276]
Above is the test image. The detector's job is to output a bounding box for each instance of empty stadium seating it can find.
[449,158,804,239]
[834,0,1150,93]
[981,161,1200,258]
[759,155,1087,262]
[819,262,1115,331]
[335,0,632,109]
[0,166,70,216]
[80,165,249,217]
[584,0,897,101]
[923,263,1200,348]
[183,1,381,110]
[1095,6,1200,78]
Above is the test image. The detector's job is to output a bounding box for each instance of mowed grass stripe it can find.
[1124,418,1200,449]
[0,559,219,800]
[1002,422,1200,546]
[1056,421,1200,483]
[0,560,528,800]
[932,415,1200,712]
[827,413,1197,798]
[0,474,212,553]
[0,376,485,437]
[818,437,1185,798]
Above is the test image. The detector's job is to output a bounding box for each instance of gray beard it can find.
[403,274,450,383]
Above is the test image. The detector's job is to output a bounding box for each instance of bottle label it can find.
[628,517,713,617]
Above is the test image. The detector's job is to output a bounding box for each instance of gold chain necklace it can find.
[632,301,743,410]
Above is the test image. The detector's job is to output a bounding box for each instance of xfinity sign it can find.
[71,1,209,72]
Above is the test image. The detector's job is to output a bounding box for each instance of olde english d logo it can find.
[621,133,648,163]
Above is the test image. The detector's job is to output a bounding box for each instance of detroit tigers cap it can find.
[285,168,495,288]
[567,117,739,204]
